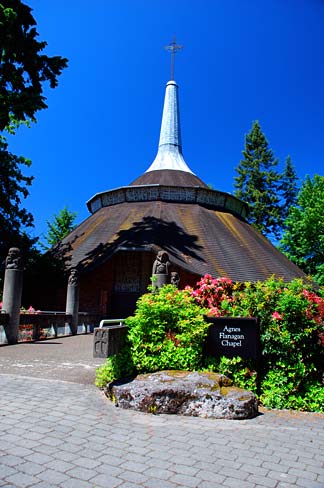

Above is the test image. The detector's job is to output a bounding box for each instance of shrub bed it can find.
[96,276,324,413]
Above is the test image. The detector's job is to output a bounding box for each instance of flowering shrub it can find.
[96,275,324,412]
[185,275,235,316]
[126,285,208,373]
[96,285,208,387]
[187,275,324,411]
[20,305,41,314]
[0,302,40,314]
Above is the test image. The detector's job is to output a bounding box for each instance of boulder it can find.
[109,370,258,419]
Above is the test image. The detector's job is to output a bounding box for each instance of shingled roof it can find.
[60,77,306,283]
[130,169,208,188]
[61,200,304,282]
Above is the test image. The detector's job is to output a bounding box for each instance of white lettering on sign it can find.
[219,332,244,340]
[219,326,245,347]
[223,325,241,333]
[221,340,242,347]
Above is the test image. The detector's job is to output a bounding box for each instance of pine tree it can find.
[0,135,36,260]
[234,121,282,238]
[0,1,68,131]
[279,155,298,221]
[279,175,324,285]
[0,0,67,267]
[42,207,77,250]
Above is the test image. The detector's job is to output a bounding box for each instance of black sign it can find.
[204,317,260,360]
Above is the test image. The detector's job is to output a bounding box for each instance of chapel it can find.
[46,45,305,317]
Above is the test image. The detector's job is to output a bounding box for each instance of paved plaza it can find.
[0,335,324,488]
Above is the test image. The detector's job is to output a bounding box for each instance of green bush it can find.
[187,275,324,412]
[96,276,324,412]
[95,347,134,388]
[203,356,258,393]
[96,285,208,387]
[260,363,324,411]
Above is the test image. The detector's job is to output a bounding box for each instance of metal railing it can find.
[99,318,126,328]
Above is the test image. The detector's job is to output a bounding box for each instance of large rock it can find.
[109,370,258,419]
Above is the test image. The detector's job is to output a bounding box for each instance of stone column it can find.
[2,248,23,344]
[66,268,79,335]
[152,250,170,290]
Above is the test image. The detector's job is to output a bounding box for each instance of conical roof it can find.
[61,78,306,283]
[130,169,208,187]
[61,201,305,282]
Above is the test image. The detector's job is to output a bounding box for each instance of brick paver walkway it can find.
[1,335,324,488]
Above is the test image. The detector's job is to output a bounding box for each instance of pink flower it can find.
[272,311,283,320]
[219,276,232,284]
[208,307,221,317]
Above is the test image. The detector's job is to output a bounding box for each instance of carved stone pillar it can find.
[2,248,23,344]
[66,268,79,335]
[152,250,170,290]
[171,271,180,289]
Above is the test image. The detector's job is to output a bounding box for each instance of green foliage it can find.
[0,134,36,262]
[96,285,209,385]
[96,276,324,413]
[280,175,324,285]
[0,0,67,267]
[95,347,134,388]
[126,285,208,373]
[42,206,77,249]
[234,121,282,238]
[188,275,324,412]
[279,155,298,221]
[203,356,258,393]
[0,0,68,130]
[260,365,324,412]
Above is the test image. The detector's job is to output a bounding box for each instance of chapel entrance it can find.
[108,250,152,318]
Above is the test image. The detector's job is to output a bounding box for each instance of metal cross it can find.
[164,36,183,80]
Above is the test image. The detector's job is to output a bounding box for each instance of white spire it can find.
[145,80,194,174]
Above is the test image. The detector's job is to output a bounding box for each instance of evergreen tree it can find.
[0,135,35,261]
[0,1,68,131]
[279,155,298,221]
[0,0,68,266]
[42,207,77,250]
[279,175,324,285]
[234,121,281,238]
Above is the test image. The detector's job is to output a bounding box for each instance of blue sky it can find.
[8,0,324,242]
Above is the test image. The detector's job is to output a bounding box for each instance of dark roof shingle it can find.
[61,200,305,282]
